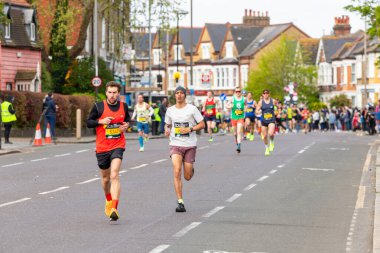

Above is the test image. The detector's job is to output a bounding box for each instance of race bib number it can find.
[264,113,273,120]
[138,117,147,123]
[206,109,213,115]
[174,122,190,137]
[105,124,121,139]
[234,109,243,116]
[246,108,254,113]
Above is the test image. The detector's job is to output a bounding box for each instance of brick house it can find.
[0,0,42,92]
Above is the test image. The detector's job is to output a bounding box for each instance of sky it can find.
[177,0,365,38]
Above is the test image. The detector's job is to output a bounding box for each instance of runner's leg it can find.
[172,154,184,200]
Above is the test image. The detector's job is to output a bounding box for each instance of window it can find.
[216,68,220,87]
[233,68,237,86]
[6,82,12,90]
[226,42,233,58]
[5,23,10,39]
[173,45,182,61]
[226,68,229,87]
[30,23,36,41]
[202,43,210,59]
[351,63,356,81]
[221,68,225,87]
[153,49,161,65]
[368,54,375,78]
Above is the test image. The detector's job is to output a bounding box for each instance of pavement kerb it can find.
[374,145,380,253]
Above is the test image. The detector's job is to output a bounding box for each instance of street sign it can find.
[219,93,227,101]
[201,74,210,84]
[92,76,102,87]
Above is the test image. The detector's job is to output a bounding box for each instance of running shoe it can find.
[139,147,144,152]
[105,200,112,217]
[144,137,149,142]
[209,137,213,142]
[265,148,270,156]
[250,134,254,141]
[269,142,275,152]
[109,208,119,221]
[236,143,241,153]
[247,133,251,139]
[176,202,186,212]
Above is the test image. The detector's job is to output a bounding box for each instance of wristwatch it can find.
[190,127,194,132]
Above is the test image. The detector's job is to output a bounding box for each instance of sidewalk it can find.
[374,145,380,252]
[0,133,166,156]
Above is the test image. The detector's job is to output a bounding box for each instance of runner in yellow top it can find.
[132,94,154,152]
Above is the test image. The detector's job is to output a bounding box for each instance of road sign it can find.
[92,77,102,87]
[219,93,227,101]
[201,74,210,84]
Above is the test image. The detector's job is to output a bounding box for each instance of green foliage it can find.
[41,62,53,92]
[246,36,319,105]
[329,94,352,108]
[0,2,9,33]
[308,101,327,111]
[64,57,113,95]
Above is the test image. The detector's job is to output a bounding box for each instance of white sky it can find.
[178,0,365,38]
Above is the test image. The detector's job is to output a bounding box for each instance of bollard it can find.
[76,109,81,140]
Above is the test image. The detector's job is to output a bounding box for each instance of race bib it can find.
[264,113,273,120]
[105,124,121,139]
[235,109,243,116]
[174,122,190,137]
[246,108,254,113]
[138,117,147,123]
[206,109,213,115]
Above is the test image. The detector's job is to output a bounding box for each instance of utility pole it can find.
[362,9,368,108]
[190,0,193,88]
[148,0,152,103]
[94,0,99,101]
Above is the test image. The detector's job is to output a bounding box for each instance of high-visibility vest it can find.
[1,101,17,123]
[154,107,161,122]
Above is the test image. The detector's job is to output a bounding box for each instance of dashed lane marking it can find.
[199,146,210,150]
[149,245,171,253]
[76,149,90,153]
[152,159,167,164]
[130,164,148,170]
[244,184,257,191]
[277,164,285,168]
[226,193,242,203]
[173,222,202,238]
[31,158,49,162]
[54,153,71,157]
[119,170,128,174]
[202,206,225,218]
[302,168,335,172]
[0,198,31,208]
[1,162,24,168]
[38,186,70,195]
[269,170,277,174]
[76,178,100,185]
[257,176,269,182]
[298,150,305,154]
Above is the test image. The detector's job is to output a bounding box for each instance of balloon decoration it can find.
[284,82,298,104]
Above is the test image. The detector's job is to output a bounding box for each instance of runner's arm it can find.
[255,100,262,115]
[131,106,137,120]
[148,106,154,116]
[87,103,103,128]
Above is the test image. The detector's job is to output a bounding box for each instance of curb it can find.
[374,145,380,253]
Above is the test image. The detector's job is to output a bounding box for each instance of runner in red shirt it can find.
[202,91,219,142]
[87,81,130,221]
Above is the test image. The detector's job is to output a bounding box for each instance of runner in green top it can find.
[226,87,245,153]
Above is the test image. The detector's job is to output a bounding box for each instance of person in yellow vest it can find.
[1,95,17,144]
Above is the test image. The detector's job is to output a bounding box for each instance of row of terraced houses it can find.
[1,0,379,107]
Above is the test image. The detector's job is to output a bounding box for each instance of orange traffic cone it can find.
[33,123,43,146]
[44,123,52,144]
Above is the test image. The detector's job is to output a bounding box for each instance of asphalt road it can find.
[0,132,376,253]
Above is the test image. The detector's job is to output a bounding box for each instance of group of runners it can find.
[86,82,277,221]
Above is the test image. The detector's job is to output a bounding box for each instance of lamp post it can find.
[174,11,188,85]
[190,0,193,88]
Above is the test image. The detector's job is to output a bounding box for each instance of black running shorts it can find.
[96,148,125,170]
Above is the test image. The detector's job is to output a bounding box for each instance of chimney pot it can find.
[249,9,252,16]
[266,11,268,17]
[245,9,247,16]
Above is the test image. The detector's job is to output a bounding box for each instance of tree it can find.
[0,2,9,32]
[329,94,352,108]
[346,0,380,63]
[246,36,319,104]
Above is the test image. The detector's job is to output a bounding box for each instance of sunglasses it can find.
[235,90,241,93]
[263,92,269,94]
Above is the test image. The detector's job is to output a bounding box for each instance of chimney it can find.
[333,15,351,36]
[243,9,270,27]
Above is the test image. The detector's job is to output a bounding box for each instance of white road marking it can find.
[298,150,305,154]
[203,251,268,253]
[302,168,335,172]
[130,164,148,170]
[330,147,350,151]
[76,178,100,185]
[269,170,277,174]
[226,193,242,203]
[173,222,202,238]
[31,157,49,162]
[0,198,31,208]
[2,162,24,168]
[76,149,90,153]
[152,159,167,164]
[39,186,70,195]
[244,184,257,191]
[199,146,210,150]
[277,164,285,168]
[355,186,366,209]
[119,170,127,174]
[149,245,171,253]
[54,153,71,157]
[202,206,225,218]
[257,176,269,182]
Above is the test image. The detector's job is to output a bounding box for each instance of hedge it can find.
[0,91,95,129]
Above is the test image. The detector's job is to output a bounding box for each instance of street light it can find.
[174,10,188,85]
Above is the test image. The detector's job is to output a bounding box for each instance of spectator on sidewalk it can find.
[44,92,58,140]
[159,97,168,135]
[1,95,17,144]
[329,110,336,131]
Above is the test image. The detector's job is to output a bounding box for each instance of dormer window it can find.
[226,41,233,58]
[202,43,210,59]
[30,23,35,41]
[5,23,10,39]
[173,45,182,61]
